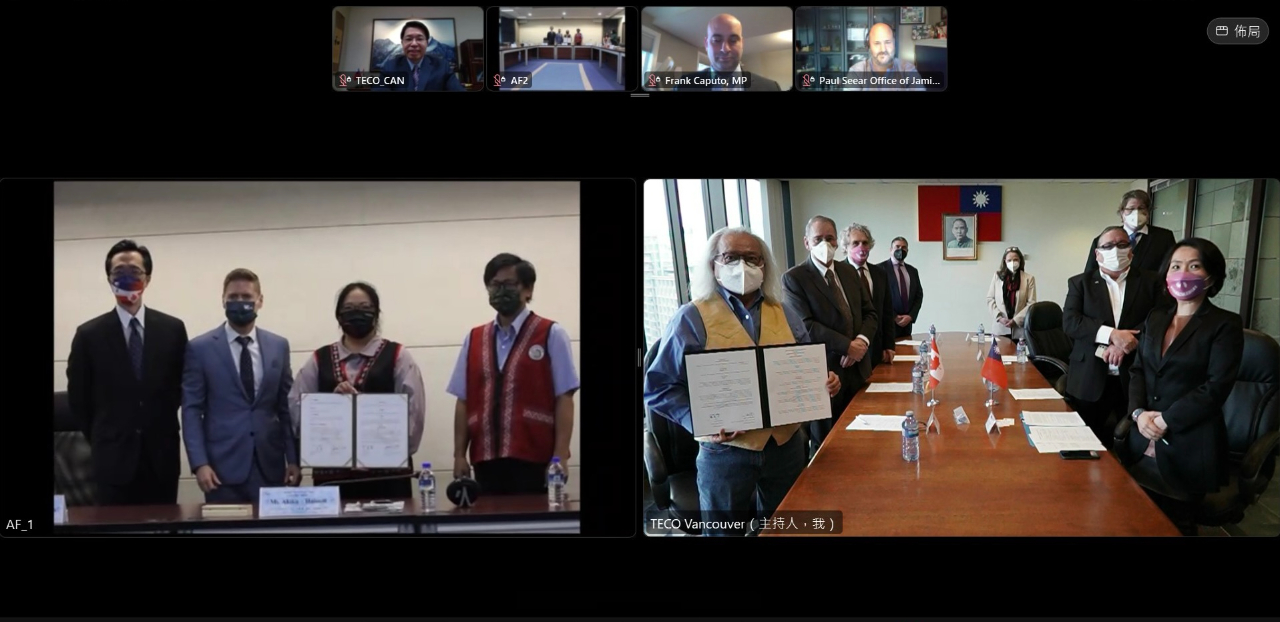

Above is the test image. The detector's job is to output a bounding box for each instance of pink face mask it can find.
[1166,271,1207,301]
[850,246,870,264]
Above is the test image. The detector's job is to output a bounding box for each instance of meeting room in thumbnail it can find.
[641,178,1279,537]
[493,7,631,91]
[641,6,794,91]
[52,180,583,534]
[795,6,947,91]
[332,6,484,91]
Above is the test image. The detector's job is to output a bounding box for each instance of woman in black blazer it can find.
[1125,238,1243,535]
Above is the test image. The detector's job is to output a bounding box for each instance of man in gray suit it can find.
[674,13,782,91]
[182,268,299,503]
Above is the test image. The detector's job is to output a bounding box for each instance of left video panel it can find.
[332,6,485,92]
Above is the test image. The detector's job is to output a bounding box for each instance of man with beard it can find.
[182,269,300,503]
[375,21,464,91]
[844,22,925,91]
[674,13,782,91]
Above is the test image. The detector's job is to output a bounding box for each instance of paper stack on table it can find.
[865,383,914,393]
[898,340,923,347]
[847,414,907,431]
[1008,388,1063,401]
[1021,410,1107,453]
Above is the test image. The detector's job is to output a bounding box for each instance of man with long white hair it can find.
[644,227,839,536]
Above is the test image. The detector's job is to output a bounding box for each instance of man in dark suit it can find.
[673,13,782,91]
[66,240,189,505]
[783,216,878,455]
[373,21,464,91]
[878,237,924,339]
[1063,225,1165,443]
[843,223,897,368]
[182,268,299,504]
[1083,189,1176,276]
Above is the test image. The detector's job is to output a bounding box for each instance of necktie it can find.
[1129,231,1141,247]
[236,336,255,401]
[859,266,872,298]
[826,269,853,336]
[128,318,144,380]
[413,64,420,90]
[896,264,910,310]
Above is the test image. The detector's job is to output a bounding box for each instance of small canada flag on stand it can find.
[928,336,944,390]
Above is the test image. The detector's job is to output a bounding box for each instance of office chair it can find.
[1023,301,1072,398]
[1113,329,1279,528]
[641,338,704,535]
[53,391,96,506]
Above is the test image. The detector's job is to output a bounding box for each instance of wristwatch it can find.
[1131,408,1143,422]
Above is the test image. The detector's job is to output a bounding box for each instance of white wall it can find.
[54,181,581,504]
[339,6,485,70]
[517,19,606,46]
[642,18,699,74]
[786,180,1144,334]
[742,49,792,88]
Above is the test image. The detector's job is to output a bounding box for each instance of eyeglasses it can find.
[715,252,764,268]
[110,267,145,279]
[1097,241,1132,251]
[1005,246,1020,253]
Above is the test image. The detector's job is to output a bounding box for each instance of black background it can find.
[4,1,1276,618]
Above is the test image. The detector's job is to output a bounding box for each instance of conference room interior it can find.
[331,6,485,91]
[49,180,608,534]
[640,6,795,91]
[492,7,633,91]
[641,178,1280,537]
[795,6,948,91]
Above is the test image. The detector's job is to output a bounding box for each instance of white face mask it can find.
[1006,261,1020,273]
[1098,246,1132,273]
[716,260,764,296]
[1124,210,1147,230]
[810,240,833,265]
[833,245,848,263]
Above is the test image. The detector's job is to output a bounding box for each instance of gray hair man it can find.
[644,226,838,536]
[842,222,898,368]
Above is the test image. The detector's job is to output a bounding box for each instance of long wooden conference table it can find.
[497,44,625,85]
[768,332,1180,536]
[55,495,579,534]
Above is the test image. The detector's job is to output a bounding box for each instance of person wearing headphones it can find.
[844,22,925,91]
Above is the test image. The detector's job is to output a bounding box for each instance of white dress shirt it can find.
[1094,268,1129,375]
[116,304,146,345]
[225,323,264,395]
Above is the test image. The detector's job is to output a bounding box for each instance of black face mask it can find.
[338,309,376,339]
[225,300,257,326]
[893,248,908,261]
[488,287,524,316]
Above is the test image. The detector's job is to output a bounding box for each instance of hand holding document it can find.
[300,392,409,469]
[847,414,908,431]
[300,394,355,468]
[356,394,410,468]
[685,344,830,437]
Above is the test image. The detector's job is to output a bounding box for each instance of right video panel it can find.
[795,6,947,91]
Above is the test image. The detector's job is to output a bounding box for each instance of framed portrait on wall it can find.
[943,213,977,261]
[371,18,458,71]
[899,7,926,25]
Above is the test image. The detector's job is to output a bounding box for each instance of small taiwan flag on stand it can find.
[980,339,1008,390]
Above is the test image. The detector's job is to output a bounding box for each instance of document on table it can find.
[1022,411,1087,427]
[898,340,923,347]
[1008,388,1064,401]
[761,345,830,427]
[355,394,410,468]
[893,355,919,363]
[1026,426,1108,453]
[1001,355,1019,364]
[300,393,354,468]
[686,348,765,436]
[686,344,831,436]
[847,414,907,431]
[866,383,915,393]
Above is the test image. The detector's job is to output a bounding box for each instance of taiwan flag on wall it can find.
[917,185,1003,242]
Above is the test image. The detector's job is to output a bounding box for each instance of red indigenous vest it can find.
[465,313,557,464]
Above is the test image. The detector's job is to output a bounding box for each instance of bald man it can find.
[673,13,782,91]
[843,22,925,92]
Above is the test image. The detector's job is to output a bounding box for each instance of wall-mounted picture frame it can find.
[899,6,926,25]
[943,213,977,261]
[371,18,458,72]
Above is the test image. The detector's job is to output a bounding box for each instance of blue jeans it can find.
[695,433,807,536]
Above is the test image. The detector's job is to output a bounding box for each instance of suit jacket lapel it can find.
[1090,272,1116,328]
[807,260,842,310]
[1158,303,1210,368]
[255,331,278,408]
[105,310,139,388]
[1118,271,1142,327]
[212,329,251,403]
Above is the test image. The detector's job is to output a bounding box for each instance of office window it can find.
[676,180,710,280]
[1253,178,1279,341]
[1193,179,1253,315]
[642,180,681,350]
[724,180,743,228]
[746,179,765,239]
[1152,179,1189,238]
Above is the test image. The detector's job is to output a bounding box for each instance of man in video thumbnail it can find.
[674,13,781,91]
[374,21,464,91]
[844,22,924,91]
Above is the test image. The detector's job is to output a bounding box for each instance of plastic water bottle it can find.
[929,324,937,339]
[911,361,925,395]
[547,457,566,509]
[918,339,930,367]
[977,323,985,343]
[902,411,920,462]
[418,462,436,513]
[1017,338,1028,364]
